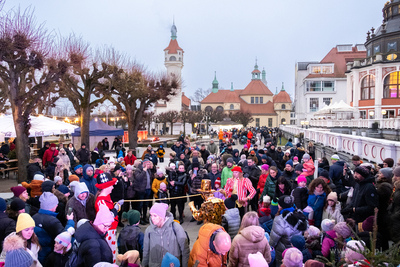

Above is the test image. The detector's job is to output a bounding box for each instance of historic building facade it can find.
[346,0,400,120]
[200,63,292,128]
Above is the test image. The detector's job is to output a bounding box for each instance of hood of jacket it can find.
[282,210,308,232]
[232,149,239,157]
[334,161,345,167]
[240,225,265,242]
[75,221,105,243]
[357,175,375,185]
[82,164,94,181]
[197,222,225,252]
[74,182,89,199]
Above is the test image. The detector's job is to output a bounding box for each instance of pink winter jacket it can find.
[321,230,337,257]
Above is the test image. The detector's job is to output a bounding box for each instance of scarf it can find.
[313,189,324,196]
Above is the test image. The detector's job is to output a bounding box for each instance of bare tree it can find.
[230,110,254,127]
[143,111,155,133]
[107,61,178,148]
[158,111,179,135]
[0,8,68,182]
[190,88,212,103]
[187,110,203,132]
[180,110,191,136]
[59,35,111,147]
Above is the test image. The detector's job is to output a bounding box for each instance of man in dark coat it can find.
[102,137,110,150]
[342,166,378,223]
[329,154,345,193]
[199,144,210,164]
[76,143,90,165]
[26,157,44,182]
[243,158,261,212]
[208,163,221,189]
[133,159,153,225]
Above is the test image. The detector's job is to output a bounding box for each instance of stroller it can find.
[239,136,248,145]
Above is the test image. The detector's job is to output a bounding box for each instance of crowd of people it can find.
[0,127,399,267]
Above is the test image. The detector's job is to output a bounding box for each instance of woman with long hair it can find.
[306,178,331,227]
[273,176,292,201]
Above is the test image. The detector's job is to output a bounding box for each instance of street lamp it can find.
[369,110,375,119]
[301,121,305,128]
[305,121,309,129]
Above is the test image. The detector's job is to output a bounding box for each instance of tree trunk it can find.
[80,106,91,148]
[183,121,186,136]
[170,122,174,135]
[127,114,138,150]
[12,108,30,183]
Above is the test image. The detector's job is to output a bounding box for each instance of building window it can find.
[337,45,352,52]
[205,106,213,112]
[323,98,332,105]
[256,118,260,127]
[384,71,400,98]
[230,104,234,110]
[251,97,254,104]
[281,118,286,124]
[361,75,375,100]
[382,110,395,118]
[268,118,273,127]
[255,97,259,104]
[260,97,263,103]
[306,81,335,92]
[311,66,332,74]
[310,98,319,112]
[281,104,286,109]
[360,111,366,119]
[169,56,176,61]
[216,106,224,112]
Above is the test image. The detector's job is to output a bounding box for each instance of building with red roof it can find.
[294,44,366,124]
[201,62,292,127]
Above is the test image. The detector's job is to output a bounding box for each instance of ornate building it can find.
[200,62,292,128]
[347,0,400,120]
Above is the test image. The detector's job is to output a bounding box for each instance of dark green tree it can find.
[230,110,254,128]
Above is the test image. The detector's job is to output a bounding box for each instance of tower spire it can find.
[275,87,278,94]
[212,71,219,93]
[171,19,177,40]
[281,82,285,91]
[230,82,234,92]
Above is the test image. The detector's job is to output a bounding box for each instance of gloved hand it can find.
[117,199,124,206]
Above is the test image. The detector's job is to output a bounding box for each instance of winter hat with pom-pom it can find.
[3,234,33,267]
[345,240,365,263]
[321,219,335,232]
[224,194,238,209]
[93,204,114,226]
[248,251,268,267]
[122,209,141,226]
[283,247,303,267]
[54,227,75,252]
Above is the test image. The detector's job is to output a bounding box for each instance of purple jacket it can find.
[321,230,337,257]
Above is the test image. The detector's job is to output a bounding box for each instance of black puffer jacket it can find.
[0,212,16,252]
[168,170,187,197]
[133,165,152,193]
[242,164,261,189]
[75,221,113,266]
[269,210,308,265]
[342,175,378,223]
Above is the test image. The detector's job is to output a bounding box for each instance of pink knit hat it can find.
[149,203,168,219]
[261,164,269,171]
[93,205,114,226]
[283,248,303,267]
[248,251,268,267]
[297,175,307,184]
[345,240,365,263]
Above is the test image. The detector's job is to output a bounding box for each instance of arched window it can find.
[281,104,286,109]
[281,118,286,124]
[230,104,234,110]
[384,71,400,98]
[205,106,213,112]
[216,106,224,112]
[169,56,176,61]
[361,75,375,100]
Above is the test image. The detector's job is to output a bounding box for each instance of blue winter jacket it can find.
[33,209,74,264]
[306,192,326,228]
[80,164,97,195]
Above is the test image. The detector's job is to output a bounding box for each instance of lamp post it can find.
[305,121,309,129]
[301,121,305,128]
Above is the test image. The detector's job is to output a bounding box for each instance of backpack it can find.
[65,240,80,267]
[148,221,190,246]
[118,225,142,255]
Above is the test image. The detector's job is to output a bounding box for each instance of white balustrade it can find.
[280,125,400,163]
[309,118,400,129]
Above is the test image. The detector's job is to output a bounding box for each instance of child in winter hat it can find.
[321,219,335,232]
[292,175,308,211]
[3,234,33,267]
[248,251,268,267]
[45,227,76,266]
[334,221,352,239]
[304,226,321,256]
[283,247,303,267]
[213,178,226,200]
[345,240,366,264]
[157,182,169,204]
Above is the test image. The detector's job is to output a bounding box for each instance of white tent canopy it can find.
[0,115,78,138]
[331,100,356,112]
[314,104,331,115]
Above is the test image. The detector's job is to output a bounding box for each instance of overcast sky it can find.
[4,0,384,101]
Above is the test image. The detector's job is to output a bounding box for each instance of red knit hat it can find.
[231,166,242,173]
[215,178,221,187]
[50,143,57,148]
[10,186,27,198]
